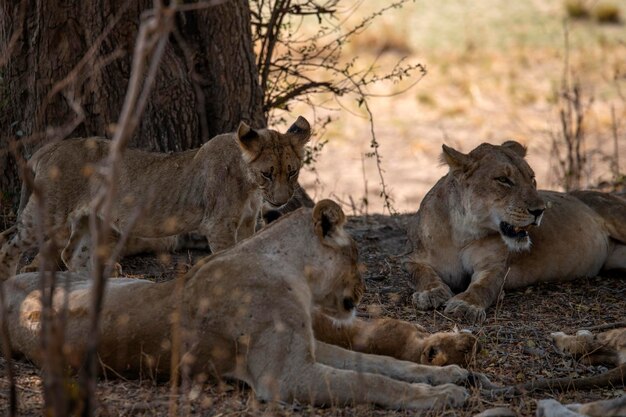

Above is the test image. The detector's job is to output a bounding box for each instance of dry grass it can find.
[295,0,626,213]
[2,214,624,416]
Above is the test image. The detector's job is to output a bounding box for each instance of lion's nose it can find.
[528,207,545,226]
[343,297,355,311]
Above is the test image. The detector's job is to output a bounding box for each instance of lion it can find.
[490,326,626,397]
[552,327,626,367]
[0,117,311,280]
[35,201,481,370]
[537,397,626,417]
[406,141,626,323]
[3,200,470,409]
[58,202,481,368]
[313,311,479,367]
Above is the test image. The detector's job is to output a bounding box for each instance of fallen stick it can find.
[578,321,626,332]
[484,363,625,398]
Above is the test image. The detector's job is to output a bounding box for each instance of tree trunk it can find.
[0,0,265,214]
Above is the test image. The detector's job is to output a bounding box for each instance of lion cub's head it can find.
[419,330,479,367]
[442,141,546,251]
[237,116,311,208]
[308,200,365,322]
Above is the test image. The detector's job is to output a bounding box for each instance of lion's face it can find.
[420,331,479,367]
[317,240,365,322]
[237,117,311,208]
[308,200,365,322]
[443,141,546,251]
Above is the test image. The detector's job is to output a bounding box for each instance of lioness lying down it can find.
[3,200,470,409]
[406,141,626,323]
[0,117,311,280]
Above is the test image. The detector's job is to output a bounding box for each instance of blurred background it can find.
[284,0,626,214]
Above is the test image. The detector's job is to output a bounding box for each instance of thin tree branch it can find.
[265,81,333,111]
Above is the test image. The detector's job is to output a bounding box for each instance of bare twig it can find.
[578,321,626,332]
[361,96,395,214]
[0,283,16,417]
[484,363,626,398]
[79,2,229,414]
[1,9,124,408]
[16,154,68,416]
[492,268,510,324]
[168,265,186,417]
[610,105,622,188]
[265,81,333,111]
[551,20,593,191]
[80,4,175,415]
[251,0,425,205]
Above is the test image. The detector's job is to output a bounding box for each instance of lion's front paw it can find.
[406,383,467,409]
[466,372,500,389]
[412,285,453,310]
[444,297,486,323]
[429,365,469,385]
[550,330,592,356]
[550,331,568,354]
[430,383,468,408]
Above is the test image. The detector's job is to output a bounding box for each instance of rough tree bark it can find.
[0,0,267,213]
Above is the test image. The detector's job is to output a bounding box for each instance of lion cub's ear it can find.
[441,144,471,171]
[313,199,349,247]
[237,121,262,161]
[287,116,311,148]
[501,140,527,158]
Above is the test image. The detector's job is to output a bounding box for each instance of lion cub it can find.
[0,117,310,279]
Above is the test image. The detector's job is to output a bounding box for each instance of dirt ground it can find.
[1,213,624,417]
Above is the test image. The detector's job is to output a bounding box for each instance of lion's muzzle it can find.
[499,221,530,239]
[343,297,356,312]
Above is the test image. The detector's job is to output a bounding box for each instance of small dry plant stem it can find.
[80,3,174,414]
[4,140,73,416]
[610,105,621,185]
[251,0,426,208]
[24,165,67,416]
[579,321,626,332]
[168,263,187,417]
[0,6,135,412]
[493,268,511,323]
[361,153,369,216]
[80,2,226,414]
[0,282,16,417]
[361,97,395,214]
[552,20,592,191]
